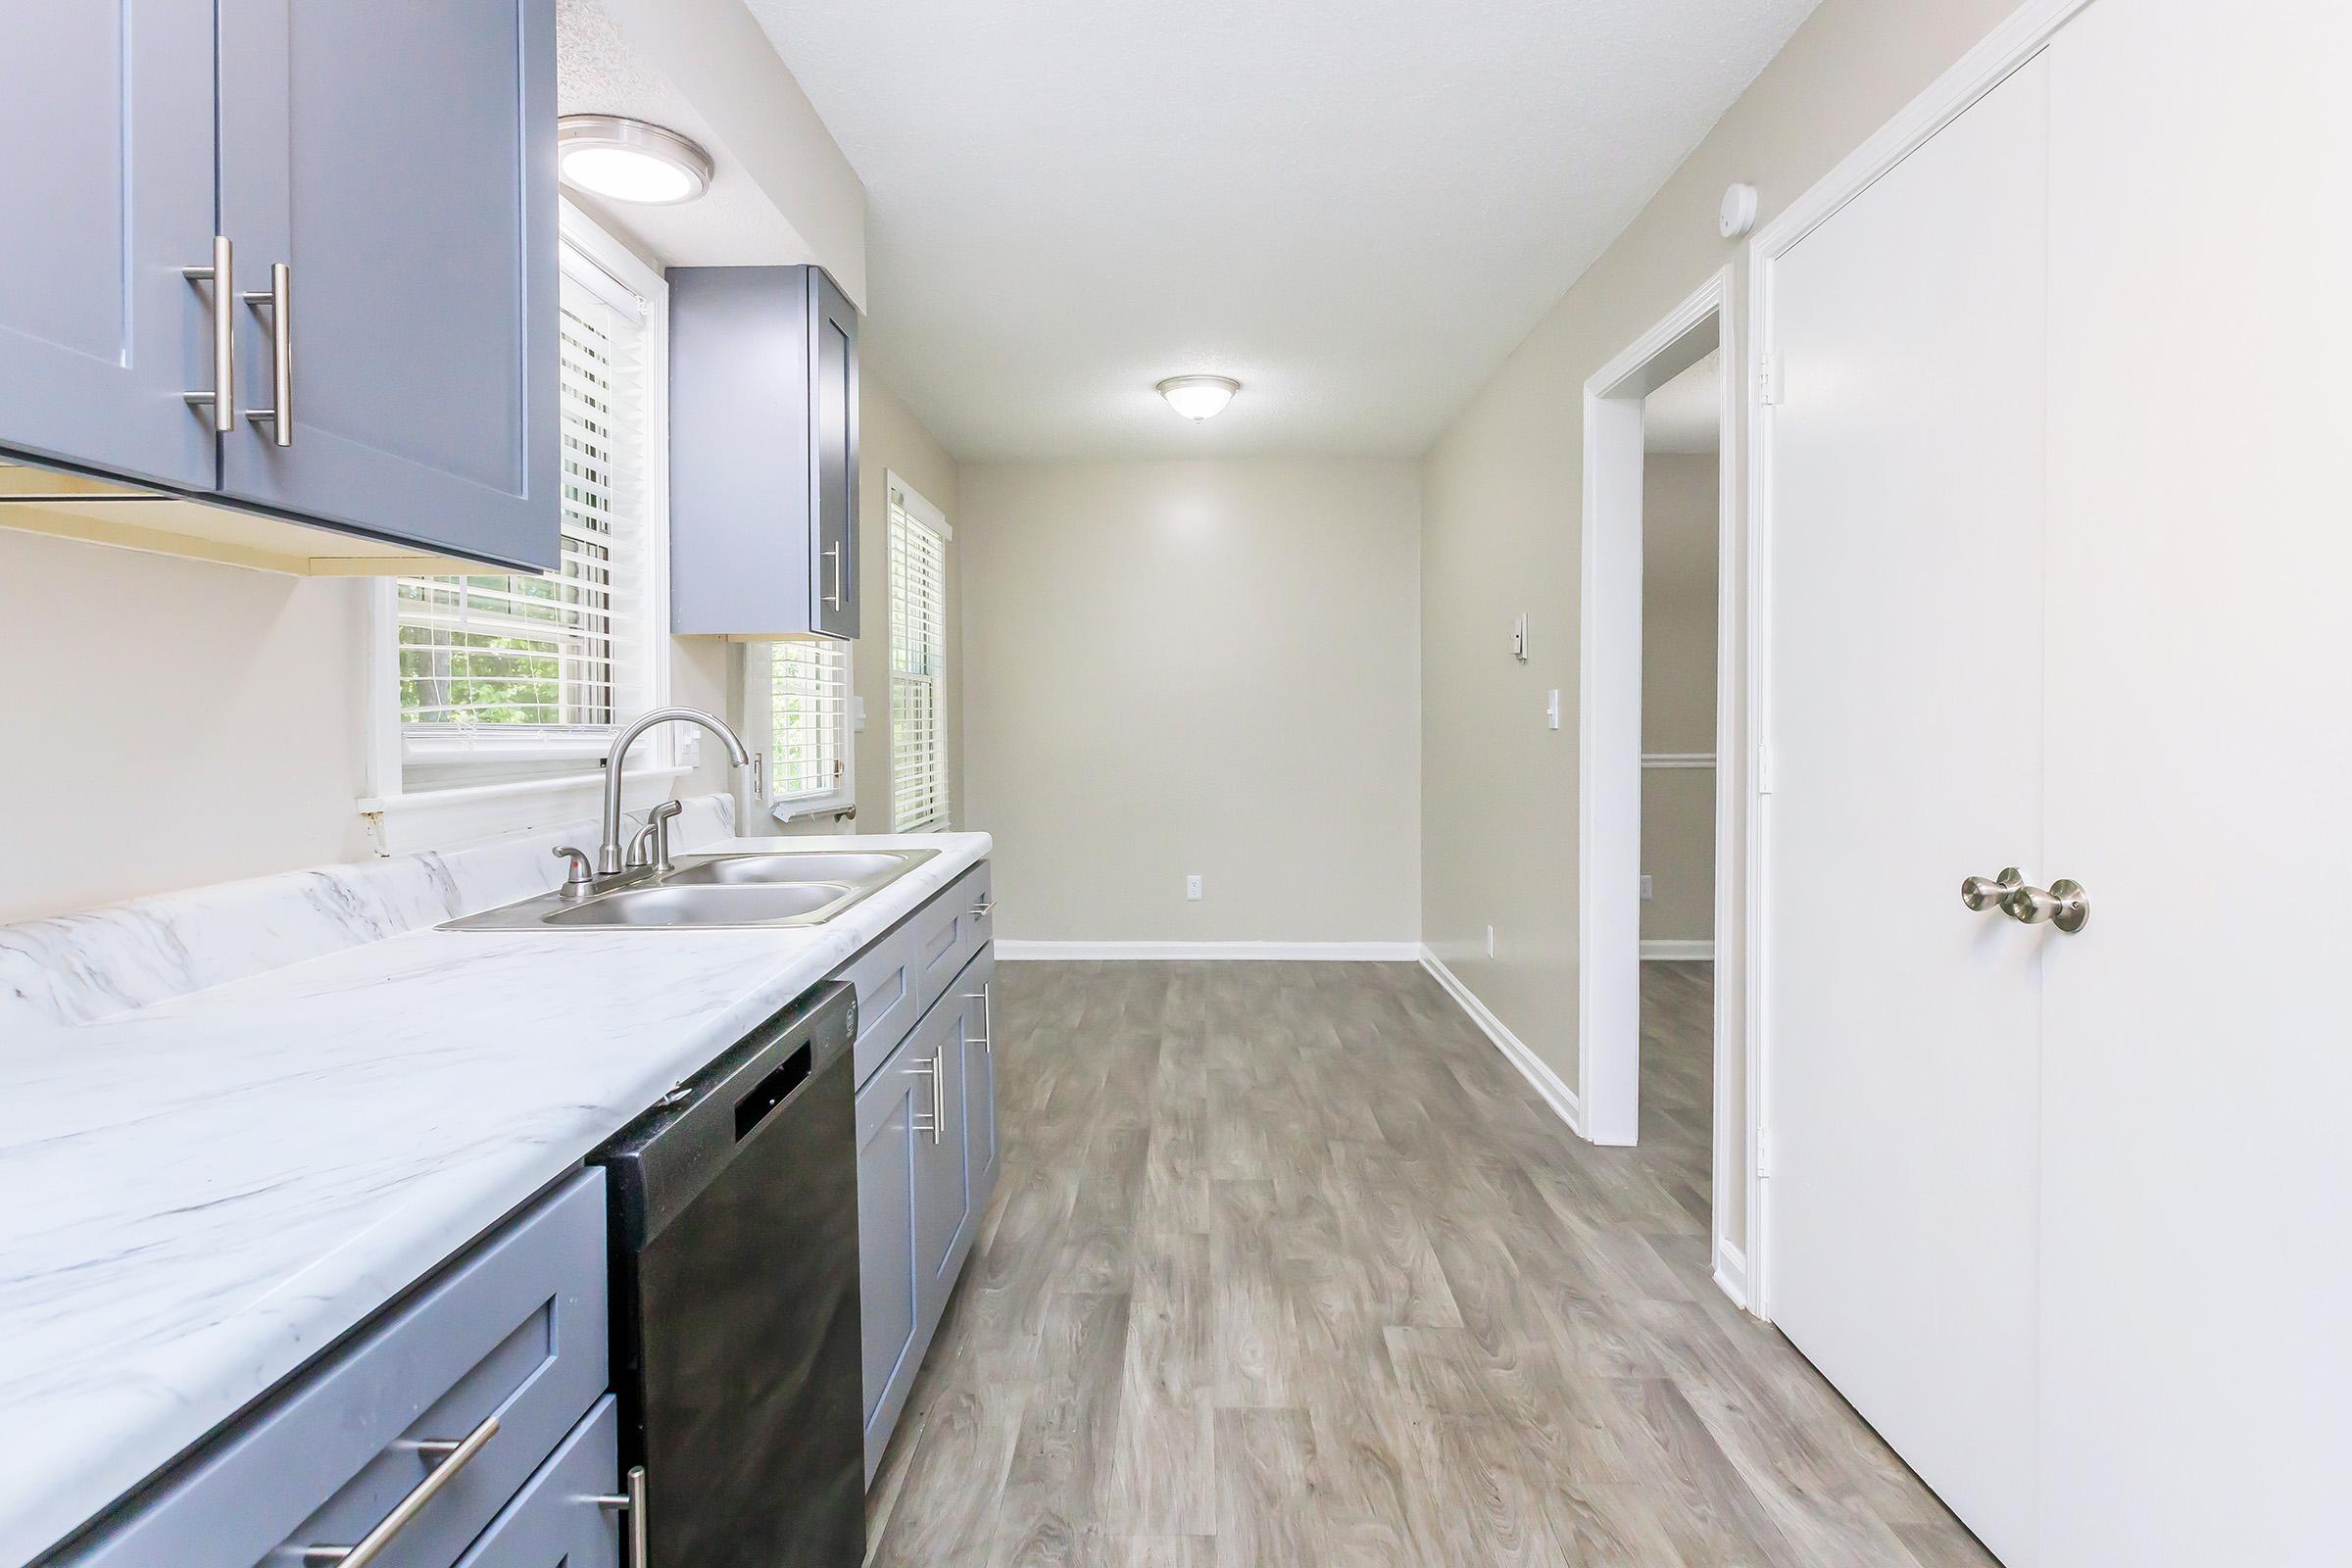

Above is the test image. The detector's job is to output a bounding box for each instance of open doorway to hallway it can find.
[1575,267,1743,1304]
[1637,350,1722,1222]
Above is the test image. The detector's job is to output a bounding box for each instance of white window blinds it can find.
[766,638,852,806]
[890,484,951,831]
[393,251,657,765]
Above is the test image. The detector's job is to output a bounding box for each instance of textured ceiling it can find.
[743,0,1818,460]
[1644,349,1722,455]
[556,0,812,269]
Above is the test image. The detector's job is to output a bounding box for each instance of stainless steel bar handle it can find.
[823,542,846,610]
[963,981,992,1054]
[242,262,293,445]
[970,898,995,917]
[930,1050,946,1141]
[2002,877,2090,934]
[907,1055,941,1142]
[181,235,233,433]
[591,1464,650,1568]
[1960,867,2025,912]
[302,1413,499,1567]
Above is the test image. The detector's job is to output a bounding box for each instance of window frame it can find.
[743,637,858,824]
[358,202,674,851]
[888,472,952,833]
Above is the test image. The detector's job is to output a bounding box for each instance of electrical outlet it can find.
[1484,924,1496,958]
[1186,875,1203,901]
[1641,875,1654,900]
[679,732,702,766]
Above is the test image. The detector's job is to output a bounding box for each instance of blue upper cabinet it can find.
[216,0,559,571]
[0,0,221,493]
[0,0,558,574]
[669,267,861,637]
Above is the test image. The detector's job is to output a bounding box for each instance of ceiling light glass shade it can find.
[1157,375,1241,421]
[558,115,714,206]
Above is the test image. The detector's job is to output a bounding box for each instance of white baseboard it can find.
[1640,939,1716,961]
[1713,1238,1749,1310]
[995,940,1422,962]
[1418,947,1583,1136]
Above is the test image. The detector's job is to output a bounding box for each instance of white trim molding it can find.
[1579,265,1735,1152]
[1739,0,2096,1326]
[357,765,690,857]
[1640,939,1716,961]
[996,940,1421,962]
[1713,1239,1750,1310]
[1420,949,1584,1137]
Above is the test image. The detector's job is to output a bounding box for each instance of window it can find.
[377,208,667,797]
[889,478,952,831]
[746,637,854,821]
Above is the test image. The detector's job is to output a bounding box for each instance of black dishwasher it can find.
[593,981,863,1567]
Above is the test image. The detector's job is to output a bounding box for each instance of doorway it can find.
[1576,268,1742,1302]
[1635,348,1722,1222]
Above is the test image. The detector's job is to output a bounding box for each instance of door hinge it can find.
[1756,1126,1774,1178]
[1756,742,1775,796]
[1758,350,1787,407]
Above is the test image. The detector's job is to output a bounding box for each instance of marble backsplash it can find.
[0,795,737,1032]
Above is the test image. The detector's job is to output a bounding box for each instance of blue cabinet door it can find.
[909,992,972,1329]
[855,1040,921,1481]
[215,0,558,570]
[808,269,859,638]
[958,955,999,1209]
[0,0,219,491]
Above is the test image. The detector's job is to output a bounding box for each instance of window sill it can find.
[768,792,856,827]
[358,765,692,857]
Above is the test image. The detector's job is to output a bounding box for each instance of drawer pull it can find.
[591,1463,650,1568]
[964,981,992,1055]
[970,898,995,917]
[303,1413,499,1567]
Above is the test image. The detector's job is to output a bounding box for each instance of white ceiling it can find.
[556,0,813,269]
[1644,349,1722,455]
[742,0,1818,461]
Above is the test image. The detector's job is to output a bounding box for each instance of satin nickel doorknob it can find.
[1961,867,2025,911]
[2003,878,2089,934]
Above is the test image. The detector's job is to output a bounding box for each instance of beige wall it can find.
[1640,454,1718,945]
[1420,0,2021,1251]
[0,372,953,925]
[961,458,1420,945]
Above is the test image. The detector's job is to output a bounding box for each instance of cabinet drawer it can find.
[911,861,993,1019]
[64,1171,609,1568]
[450,1398,619,1568]
[840,858,992,1088]
[839,914,922,1089]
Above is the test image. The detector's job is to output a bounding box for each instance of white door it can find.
[1760,56,2048,1565]
[2037,1,2352,1560]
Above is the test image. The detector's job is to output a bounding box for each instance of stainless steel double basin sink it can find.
[442,848,939,931]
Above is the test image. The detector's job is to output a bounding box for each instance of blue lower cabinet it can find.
[852,940,995,1483]
[453,1398,620,1568]
[57,1172,608,1568]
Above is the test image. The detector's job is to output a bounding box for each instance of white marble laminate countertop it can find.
[0,833,990,1567]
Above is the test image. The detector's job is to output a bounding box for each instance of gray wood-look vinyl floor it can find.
[863,960,1994,1567]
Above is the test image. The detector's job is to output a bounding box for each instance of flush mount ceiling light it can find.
[1156,374,1241,421]
[558,115,714,206]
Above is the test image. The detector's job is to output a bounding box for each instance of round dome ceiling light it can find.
[558,115,714,206]
[1157,375,1241,421]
